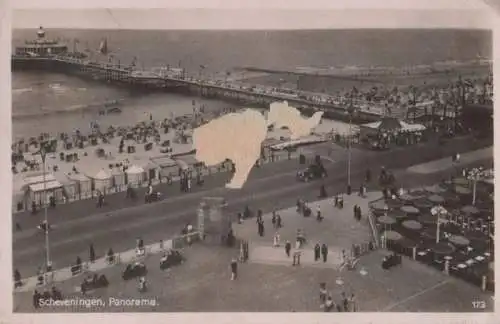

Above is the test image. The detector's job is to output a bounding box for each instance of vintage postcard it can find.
[1,0,498,323]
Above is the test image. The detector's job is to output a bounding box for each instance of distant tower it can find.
[37,26,45,39]
[197,197,231,244]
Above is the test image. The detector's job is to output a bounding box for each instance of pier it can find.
[12,55,403,123]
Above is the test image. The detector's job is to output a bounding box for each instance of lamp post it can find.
[431,205,447,244]
[346,88,356,195]
[466,167,484,206]
[40,143,51,271]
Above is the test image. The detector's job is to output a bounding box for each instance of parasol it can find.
[427,194,445,204]
[461,205,480,215]
[431,242,456,255]
[448,235,470,247]
[402,220,423,231]
[454,186,471,195]
[401,205,420,215]
[378,215,396,225]
[418,213,437,225]
[383,230,403,241]
[424,185,446,194]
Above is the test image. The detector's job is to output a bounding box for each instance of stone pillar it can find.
[412,247,416,260]
[482,275,487,291]
[444,260,449,275]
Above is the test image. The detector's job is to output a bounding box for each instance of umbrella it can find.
[389,210,407,220]
[401,205,420,215]
[386,199,403,209]
[464,230,488,241]
[424,185,446,194]
[461,205,480,215]
[402,220,423,231]
[453,177,469,186]
[418,213,437,225]
[398,237,417,248]
[378,215,396,225]
[371,199,388,211]
[399,194,416,202]
[431,242,456,255]
[454,186,471,195]
[427,194,445,204]
[413,199,433,209]
[383,230,403,241]
[448,235,470,246]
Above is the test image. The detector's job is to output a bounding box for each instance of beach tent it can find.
[126,165,145,186]
[152,156,178,180]
[136,160,159,182]
[67,172,92,199]
[28,180,64,205]
[90,169,112,194]
[111,168,126,190]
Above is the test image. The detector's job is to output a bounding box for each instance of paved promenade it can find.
[234,192,381,269]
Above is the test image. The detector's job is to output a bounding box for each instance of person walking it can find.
[89,244,95,263]
[271,211,277,229]
[314,243,321,261]
[285,240,291,257]
[353,204,358,220]
[230,258,238,280]
[349,293,357,312]
[321,243,328,263]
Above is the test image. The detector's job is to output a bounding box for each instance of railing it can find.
[14,231,201,292]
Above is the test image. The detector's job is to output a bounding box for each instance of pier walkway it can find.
[12,55,404,121]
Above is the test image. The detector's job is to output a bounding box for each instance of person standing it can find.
[33,290,41,309]
[276,214,282,229]
[316,206,323,222]
[285,240,291,257]
[89,244,95,263]
[271,211,277,229]
[321,243,328,263]
[349,293,357,312]
[273,232,280,247]
[353,205,358,220]
[230,258,238,280]
[314,243,321,261]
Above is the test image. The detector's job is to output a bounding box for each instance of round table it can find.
[465,230,487,241]
[431,242,455,255]
[427,194,445,204]
[457,263,467,269]
[401,205,420,215]
[402,220,423,231]
[383,230,403,241]
[484,252,491,257]
[448,235,470,246]
[461,205,480,215]
[378,215,396,225]
[444,255,453,261]
[475,255,485,262]
[398,237,417,248]
[454,186,471,195]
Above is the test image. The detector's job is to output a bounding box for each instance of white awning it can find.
[29,180,63,192]
[126,165,145,175]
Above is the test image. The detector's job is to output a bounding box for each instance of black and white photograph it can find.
[4,0,497,317]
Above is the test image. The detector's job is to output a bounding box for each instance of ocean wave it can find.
[12,99,124,120]
[12,87,33,95]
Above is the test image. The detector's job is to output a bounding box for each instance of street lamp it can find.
[466,167,484,206]
[346,87,356,195]
[431,205,448,244]
[39,143,51,271]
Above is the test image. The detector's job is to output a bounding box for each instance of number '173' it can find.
[472,301,486,309]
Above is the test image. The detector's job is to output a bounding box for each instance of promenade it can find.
[13,190,493,312]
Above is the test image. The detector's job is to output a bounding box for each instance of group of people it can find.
[319,283,358,312]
